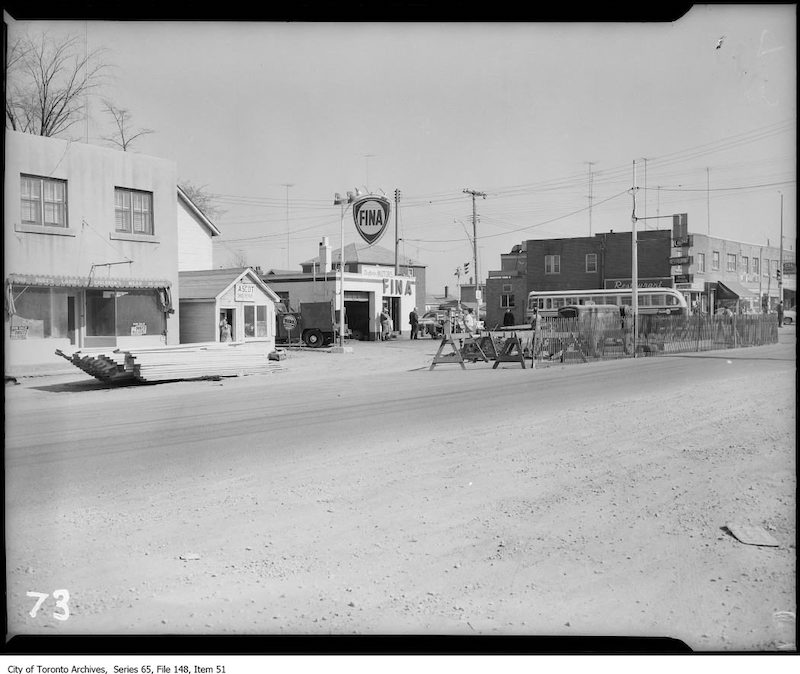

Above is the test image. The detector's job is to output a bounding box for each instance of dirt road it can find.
[4,332,796,651]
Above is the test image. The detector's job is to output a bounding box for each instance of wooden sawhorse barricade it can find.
[429,330,491,370]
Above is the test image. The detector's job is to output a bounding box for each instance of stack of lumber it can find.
[55,342,277,384]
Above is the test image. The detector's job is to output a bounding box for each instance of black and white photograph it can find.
[3,2,796,663]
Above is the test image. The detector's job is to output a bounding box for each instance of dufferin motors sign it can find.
[353,194,391,245]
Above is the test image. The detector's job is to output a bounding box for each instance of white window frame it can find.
[545,255,561,275]
[585,253,597,273]
[115,187,154,235]
[712,251,720,271]
[501,294,515,308]
[697,253,705,273]
[726,253,737,272]
[20,174,68,227]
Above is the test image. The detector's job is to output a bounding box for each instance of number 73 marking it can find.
[27,589,70,621]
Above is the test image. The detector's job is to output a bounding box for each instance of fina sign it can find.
[352,195,391,245]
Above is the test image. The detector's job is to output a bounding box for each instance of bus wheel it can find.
[304,329,324,347]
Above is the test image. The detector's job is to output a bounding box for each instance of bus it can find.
[526,287,688,322]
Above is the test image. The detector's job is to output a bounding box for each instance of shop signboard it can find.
[673,274,693,284]
[669,256,692,265]
[235,283,255,301]
[605,277,673,289]
[353,195,391,245]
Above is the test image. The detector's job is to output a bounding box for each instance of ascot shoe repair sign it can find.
[353,194,391,245]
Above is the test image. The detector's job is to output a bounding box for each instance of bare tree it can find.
[179,181,226,221]
[100,100,154,151]
[5,31,108,137]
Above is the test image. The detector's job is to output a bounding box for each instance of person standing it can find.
[777,301,784,327]
[409,307,419,339]
[503,308,515,327]
[219,315,233,342]
[464,307,477,333]
[380,307,391,341]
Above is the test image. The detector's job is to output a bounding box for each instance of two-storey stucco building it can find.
[4,131,180,370]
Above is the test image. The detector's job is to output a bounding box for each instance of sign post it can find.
[282,314,297,344]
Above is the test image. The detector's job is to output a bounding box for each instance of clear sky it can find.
[6,6,796,294]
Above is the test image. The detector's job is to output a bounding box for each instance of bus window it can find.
[538,298,544,310]
[554,298,565,308]
[621,296,632,306]
[651,294,664,306]
[638,295,650,306]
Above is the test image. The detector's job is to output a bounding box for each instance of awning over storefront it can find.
[6,274,173,317]
[716,280,757,300]
[7,273,171,289]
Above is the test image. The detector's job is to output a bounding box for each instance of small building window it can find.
[753,258,760,275]
[741,256,749,273]
[697,253,705,273]
[585,253,597,273]
[727,253,737,272]
[501,294,515,308]
[712,251,720,271]
[545,255,560,274]
[21,174,68,227]
[115,187,153,234]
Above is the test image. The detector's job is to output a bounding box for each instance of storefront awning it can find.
[7,273,171,289]
[716,280,757,300]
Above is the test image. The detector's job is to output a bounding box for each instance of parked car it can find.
[419,310,447,338]
[783,308,796,325]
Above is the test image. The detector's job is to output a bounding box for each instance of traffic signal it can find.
[464,261,470,274]
[777,268,782,281]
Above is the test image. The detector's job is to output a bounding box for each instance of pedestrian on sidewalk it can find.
[777,301,784,327]
[503,308,515,327]
[409,307,419,339]
[380,307,391,341]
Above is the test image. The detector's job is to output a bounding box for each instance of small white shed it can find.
[178,268,280,349]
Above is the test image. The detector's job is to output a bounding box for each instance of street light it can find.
[333,189,361,350]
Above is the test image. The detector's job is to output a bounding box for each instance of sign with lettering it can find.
[234,283,255,301]
[353,195,391,245]
[282,315,297,331]
[673,274,694,284]
[605,278,673,290]
[130,322,148,336]
[10,325,28,340]
[382,277,415,296]
[669,256,692,265]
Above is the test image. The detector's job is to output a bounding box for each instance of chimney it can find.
[319,236,331,273]
[444,285,449,298]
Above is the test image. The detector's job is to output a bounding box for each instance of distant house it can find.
[179,267,279,348]
[177,186,221,271]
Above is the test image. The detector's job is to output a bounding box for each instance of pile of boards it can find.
[55,342,279,384]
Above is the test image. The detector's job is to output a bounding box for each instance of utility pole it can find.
[706,167,711,235]
[282,183,294,269]
[631,161,638,357]
[642,157,648,228]
[779,191,784,304]
[463,188,486,304]
[394,188,401,275]
[585,161,595,236]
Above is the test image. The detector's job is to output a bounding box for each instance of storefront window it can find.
[244,305,269,338]
[244,305,256,338]
[256,305,268,337]
[9,286,69,338]
[86,289,163,336]
[116,290,164,336]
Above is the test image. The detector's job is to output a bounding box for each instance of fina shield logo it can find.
[352,195,391,246]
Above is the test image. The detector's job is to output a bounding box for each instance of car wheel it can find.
[304,329,324,347]
[785,317,793,325]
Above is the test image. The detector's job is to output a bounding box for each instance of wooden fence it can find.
[528,314,779,366]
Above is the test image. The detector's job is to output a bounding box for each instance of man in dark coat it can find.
[503,309,515,327]
[409,307,420,339]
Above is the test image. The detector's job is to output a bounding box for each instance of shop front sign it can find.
[382,277,415,296]
[605,277,673,289]
[235,283,255,301]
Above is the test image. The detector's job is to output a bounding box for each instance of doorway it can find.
[220,308,235,341]
[67,295,76,345]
